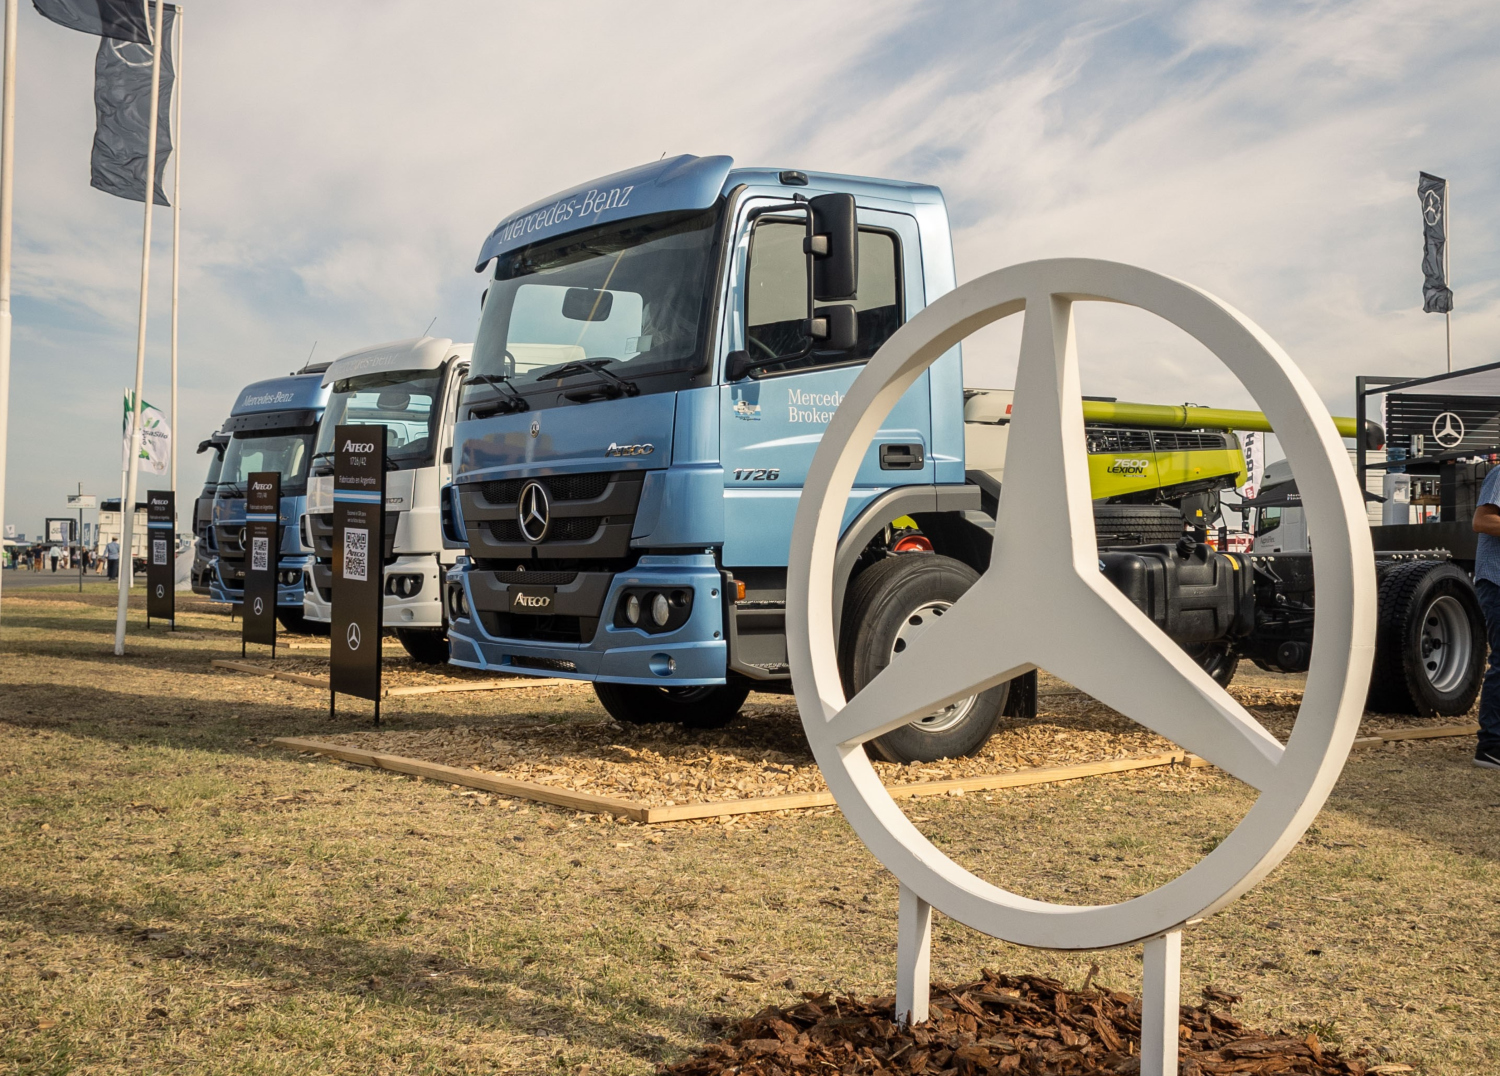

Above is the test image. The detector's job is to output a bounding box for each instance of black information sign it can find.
[145,489,175,628]
[330,424,387,720]
[242,471,281,655]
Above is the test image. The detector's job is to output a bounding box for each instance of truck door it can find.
[720,203,931,566]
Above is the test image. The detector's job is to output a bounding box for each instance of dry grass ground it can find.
[0,583,1497,1075]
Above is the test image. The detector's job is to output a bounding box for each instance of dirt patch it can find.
[665,972,1381,1075]
[300,671,1470,812]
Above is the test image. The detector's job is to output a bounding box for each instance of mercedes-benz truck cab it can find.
[443,155,1005,762]
[209,366,330,630]
[301,337,471,664]
[190,431,228,595]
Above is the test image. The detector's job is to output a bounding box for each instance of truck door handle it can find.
[879,443,925,470]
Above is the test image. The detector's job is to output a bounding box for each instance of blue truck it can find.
[190,430,228,595]
[209,365,330,630]
[441,155,1033,763]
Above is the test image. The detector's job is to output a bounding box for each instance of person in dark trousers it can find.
[105,538,120,582]
[1469,473,1500,768]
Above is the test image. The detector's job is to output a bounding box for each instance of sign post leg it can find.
[1141,930,1182,1076]
[896,883,931,1026]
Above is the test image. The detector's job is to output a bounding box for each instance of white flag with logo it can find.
[1238,430,1264,502]
[122,391,171,477]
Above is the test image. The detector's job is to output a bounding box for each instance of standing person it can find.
[105,538,121,582]
[1468,474,1500,769]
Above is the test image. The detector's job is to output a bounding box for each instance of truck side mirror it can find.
[808,193,858,302]
[809,304,858,351]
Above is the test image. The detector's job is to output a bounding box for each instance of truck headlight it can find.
[385,574,422,599]
[278,569,300,586]
[446,584,469,620]
[615,586,692,633]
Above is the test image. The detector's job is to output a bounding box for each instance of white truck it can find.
[301,337,472,661]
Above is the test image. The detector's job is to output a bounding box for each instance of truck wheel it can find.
[593,682,752,730]
[396,628,449,664]
[1183,641,1238,687]
[276,607,329,635]
[1367,560,1485,716]
[1093,504,1184,547]
[840,554,1007,764]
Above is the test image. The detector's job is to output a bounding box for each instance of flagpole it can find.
[1444,178,1452,373]
[0,0,16,624]
[169,7,181,499]
[114,0,166,656]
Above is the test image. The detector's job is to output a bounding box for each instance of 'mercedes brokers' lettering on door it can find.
[787,387,845,424]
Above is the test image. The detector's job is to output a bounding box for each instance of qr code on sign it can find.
[152,538,167,566]
[343,527,368,582]
[251,536,270,573]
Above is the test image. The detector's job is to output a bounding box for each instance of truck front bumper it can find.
[444,554,727,685]
[209,555,311,608]
[304,553,445,628]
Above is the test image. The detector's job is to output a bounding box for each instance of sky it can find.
[3,0,1498,538]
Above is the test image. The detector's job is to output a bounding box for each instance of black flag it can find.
[34,0,175,206]
[1418,171,1452,314]
[32,0,150,43]
[92,5,175,205]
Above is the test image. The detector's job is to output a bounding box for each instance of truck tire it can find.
[1094,504,1185,547]
[593,682,752,730]
[1183,641,1239,687]
[1367,560,1485,716]
[277,607,329,635]
[840,553,1007,764]
[396,628,449,665]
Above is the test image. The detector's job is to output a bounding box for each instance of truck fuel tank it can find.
[1098,542,1255,645]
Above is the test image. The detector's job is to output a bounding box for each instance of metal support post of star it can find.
[330,425,387,724]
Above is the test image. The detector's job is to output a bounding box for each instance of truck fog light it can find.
[625,593,641,624]
[651,592,670,627]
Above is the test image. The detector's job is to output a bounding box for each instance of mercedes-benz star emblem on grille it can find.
[347,623,361,650]
[517,481,550,543]
[1432,411,1465,449]
[529,417,540,439]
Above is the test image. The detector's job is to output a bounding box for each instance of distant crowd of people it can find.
[4,539,122,579]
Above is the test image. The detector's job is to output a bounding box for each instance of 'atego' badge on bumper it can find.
[509,587,556,614]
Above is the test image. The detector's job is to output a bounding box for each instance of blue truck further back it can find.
[209,365,330,629]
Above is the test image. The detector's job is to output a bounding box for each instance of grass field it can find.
[1,583,1497,1074]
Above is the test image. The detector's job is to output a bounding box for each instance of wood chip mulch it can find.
[660,971,1385,1075]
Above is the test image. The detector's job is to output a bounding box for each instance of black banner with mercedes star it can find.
[145,489,175,626]
[242,471,280,652]
[331,424,387,710]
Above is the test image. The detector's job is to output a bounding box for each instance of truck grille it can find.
[488,569,579,585]
[483,472,611,505]
[462,470,644,561]
[307,510,400,566]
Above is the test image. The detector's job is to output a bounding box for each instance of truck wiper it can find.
[539,358,639,399]
[465,372,530,416]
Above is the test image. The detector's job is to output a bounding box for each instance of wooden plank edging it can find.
[273,739,1208,824]
[212,659,566,697]
[273,736,650,820]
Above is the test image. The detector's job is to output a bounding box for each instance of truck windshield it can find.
[219,430,314,497]
[315,370,442,470]
[465,206,721,410]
